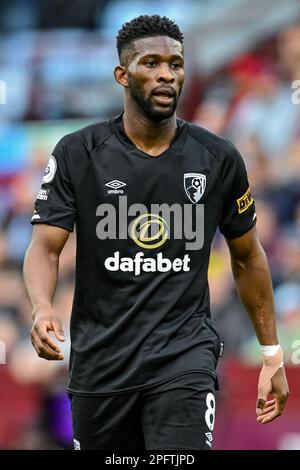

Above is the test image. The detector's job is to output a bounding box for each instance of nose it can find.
[157,63,175,83]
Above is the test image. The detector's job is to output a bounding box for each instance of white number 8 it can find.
[205,392,215,431]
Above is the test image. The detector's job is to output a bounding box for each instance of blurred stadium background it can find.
[0,0,300,450]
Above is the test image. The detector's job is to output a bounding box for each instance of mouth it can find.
[151,89,176,106]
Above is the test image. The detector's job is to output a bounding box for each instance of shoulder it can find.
[50,119,114,184]
[53,118,113,154]
[185,121,238,165]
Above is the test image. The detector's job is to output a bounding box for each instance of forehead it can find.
[131,36,183,58]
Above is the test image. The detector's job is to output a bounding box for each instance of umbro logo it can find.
[205,432,213,448]
[105,180,126,189]
[105,180,126,194]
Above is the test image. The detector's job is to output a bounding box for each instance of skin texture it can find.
[226,227,289,423]
[114,36,184,156]
[23,224,69,360]
[23,35,289,424]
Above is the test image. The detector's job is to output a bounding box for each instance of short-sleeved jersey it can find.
[31,112,256,395]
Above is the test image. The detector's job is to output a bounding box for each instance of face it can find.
[122,36,184,121]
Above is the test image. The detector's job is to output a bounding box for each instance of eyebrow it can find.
[139,53,184,61]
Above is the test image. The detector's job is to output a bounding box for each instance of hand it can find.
[31,305,65,360]
[256,366,289,424]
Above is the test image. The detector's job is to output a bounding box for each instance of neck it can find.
[122,102,177,156]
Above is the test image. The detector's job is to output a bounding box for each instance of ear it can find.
[114,65,128,88]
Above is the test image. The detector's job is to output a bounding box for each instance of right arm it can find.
[23,224,70,360]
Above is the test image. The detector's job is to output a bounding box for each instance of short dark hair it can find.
[116,15,184,65]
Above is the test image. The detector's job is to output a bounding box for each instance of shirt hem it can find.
[30,219,74,233]
[66,369,217,396]
[221,217,257,240]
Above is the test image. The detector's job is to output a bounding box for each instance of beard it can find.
[128,76,180,122]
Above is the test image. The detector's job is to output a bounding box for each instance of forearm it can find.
[231,247,278,345]
[23,241,59,318]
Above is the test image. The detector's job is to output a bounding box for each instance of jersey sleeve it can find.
[31,139,76,232]
[218,141,257,239]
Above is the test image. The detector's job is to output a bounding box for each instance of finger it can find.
[31,332,64,360]
[256,397,267,416]
[258,403,276,415]
[256,394,275,415]
[35,343,64,360]
[51,319,65,342]
[37,342,64,360]
[257,408,281,424]
[40,333,62,354]
[256,380,272,415]
[265,399,275,406]
[33,336,64,360]
[257,407,277,421]
[34,324,62,353]
[257,399,281,423]
[256,399,275,415]
[257,366,275,416]
[258,399,276,412]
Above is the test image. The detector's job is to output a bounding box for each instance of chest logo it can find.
[184,173,206,204]
[105,179,126,194]
[130,213,169,249]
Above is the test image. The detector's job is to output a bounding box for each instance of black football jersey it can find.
[31,112,256,395]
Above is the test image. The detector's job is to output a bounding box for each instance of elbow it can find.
[231,246,269,281]
[232,242,267,267]
[24,239,59,270]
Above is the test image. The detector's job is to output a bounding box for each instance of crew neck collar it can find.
[110,111,187,158]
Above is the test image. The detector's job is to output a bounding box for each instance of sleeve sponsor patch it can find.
[36,189,49,201]
[42,155,57,184]
[236,187,254,214]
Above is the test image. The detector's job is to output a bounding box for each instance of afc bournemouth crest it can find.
[184,173,206,204]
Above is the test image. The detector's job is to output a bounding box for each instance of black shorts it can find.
[69,371,218,450]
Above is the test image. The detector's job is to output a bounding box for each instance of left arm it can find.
[226,226,277,345]
[226,226,289,423]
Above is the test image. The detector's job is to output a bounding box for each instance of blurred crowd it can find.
[200,25,300,363]
[0,6,300,450]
